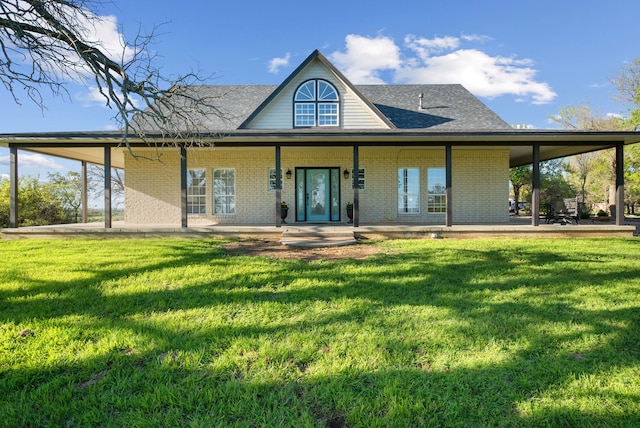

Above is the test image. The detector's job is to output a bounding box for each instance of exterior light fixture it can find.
[286,169,292,179]
[343,169,350,179]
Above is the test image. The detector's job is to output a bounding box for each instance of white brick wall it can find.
[124,146,509,225]
[124,149,182,224]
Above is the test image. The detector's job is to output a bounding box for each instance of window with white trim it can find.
[213,168,235,214]
[427,168,446,213]
[294,79,339,127]
[398,168,420,214]
[187,169,206,215]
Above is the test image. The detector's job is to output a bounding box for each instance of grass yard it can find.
[1,237,639,427]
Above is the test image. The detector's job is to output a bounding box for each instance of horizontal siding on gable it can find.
[248,61,388,130]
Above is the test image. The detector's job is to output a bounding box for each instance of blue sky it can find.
[2,0,640,182]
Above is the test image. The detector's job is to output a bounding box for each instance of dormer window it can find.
[294,79,339,127]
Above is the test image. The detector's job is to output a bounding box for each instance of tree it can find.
[551,104,628,211]
[565,153,597,215]
[0,0,221,152]
[612,57,640,131]
[47,171,90,222]
[0,176,66,227]
[539,159,574,209]
[551,104,625,131]
[624,143,640,214]
[88,164,124,206]
[509,165,531,215]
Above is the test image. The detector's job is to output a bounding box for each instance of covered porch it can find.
[2,129,640,234]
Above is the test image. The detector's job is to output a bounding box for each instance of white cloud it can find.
[77,86,109,105]
[268,53,291,74]
[404,34,460,57]
[38,8,136,83]
[5,2,137,112]
[84,14,136,64]
[77,85,141,110]
[329,34,556,104]
[0,153,66,170]
[329,34,402,84]
[461,33,493,44]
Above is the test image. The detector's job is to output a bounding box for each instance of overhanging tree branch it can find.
[1,0,226,155]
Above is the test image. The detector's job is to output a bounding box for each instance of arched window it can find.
[294,79,339,127]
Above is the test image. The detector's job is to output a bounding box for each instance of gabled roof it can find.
[170,49,510,132]
[238,49,395,129]
[187,81,511,131]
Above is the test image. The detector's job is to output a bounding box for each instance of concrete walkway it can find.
[280,225,356,247]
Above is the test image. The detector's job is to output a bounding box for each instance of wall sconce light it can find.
[343,169,350,179]
[286,169,292,179]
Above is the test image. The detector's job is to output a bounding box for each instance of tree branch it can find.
[1,0,225,156]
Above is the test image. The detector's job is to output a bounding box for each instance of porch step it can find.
[280,226,356,248]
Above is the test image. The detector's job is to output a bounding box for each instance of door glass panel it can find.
[296,169,305,222]
[331,168,339,221]
[307,169,330,221]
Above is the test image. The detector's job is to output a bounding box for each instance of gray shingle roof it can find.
[358,84,511,130]
[171,83,511,132]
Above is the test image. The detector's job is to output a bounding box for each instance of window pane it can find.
[398,168,420,214]
[427,168,446,213]
[295,81,315,100]
[294,79,340,128]
[187,169,206,215]
[428,168,445,192]
[295,103,315,126]
[318,80,338,100]
[213,169,235,214]
[268,168,284,191]
[318,103,338,126]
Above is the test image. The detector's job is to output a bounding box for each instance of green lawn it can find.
[1,237,639,427]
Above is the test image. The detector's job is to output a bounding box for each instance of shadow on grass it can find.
[1,239,639,426]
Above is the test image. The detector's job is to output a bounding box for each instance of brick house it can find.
[2,50,638,229]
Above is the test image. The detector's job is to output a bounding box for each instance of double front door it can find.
[295,168,341,222]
